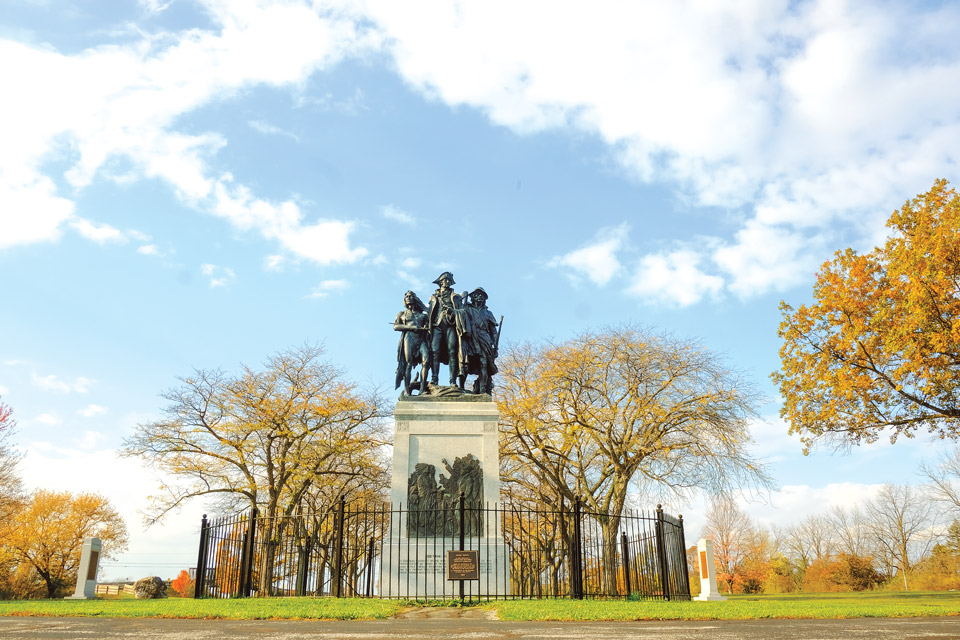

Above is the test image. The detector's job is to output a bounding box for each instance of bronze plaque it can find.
[87,551,100,580]
[698,550,708,579]
[446,550,480,581]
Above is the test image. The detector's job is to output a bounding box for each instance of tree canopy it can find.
[775,179,960,451]
[498,325,769,516]
[121,344,387,524]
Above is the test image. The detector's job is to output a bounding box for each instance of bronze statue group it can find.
[394,271,501,396]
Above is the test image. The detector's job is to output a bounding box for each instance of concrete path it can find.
[1,614,959,640]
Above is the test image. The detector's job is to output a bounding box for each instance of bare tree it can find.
[921,446,960,513]
[0,398,23,520]
[701,496,754,593]
[863,484,937,590]
[828,505,871,557]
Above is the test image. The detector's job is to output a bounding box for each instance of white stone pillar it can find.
[66,537,102,599]
[693,537,727,601]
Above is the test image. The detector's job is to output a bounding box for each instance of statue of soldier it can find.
[393,290,430,395]
[426,272,464,389]
[460,287,499,395]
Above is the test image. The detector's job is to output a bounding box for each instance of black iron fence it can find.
[194,496,690,601]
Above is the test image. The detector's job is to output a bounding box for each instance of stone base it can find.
[694,594,728,601]
[379,538,510,598]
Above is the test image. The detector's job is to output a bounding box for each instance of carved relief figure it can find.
[407,463,438,537]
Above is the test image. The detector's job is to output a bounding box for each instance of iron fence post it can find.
[458,490,465,602]
[621,530,631,598]
[295,535,312,597]
[678,513,691,598]
[654,504,670,601]
[194,514,208,599]
[365,536,375,597]
[573,496,584,600]
[239,507,258,597]
[332,495,346,598]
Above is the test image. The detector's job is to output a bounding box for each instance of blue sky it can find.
[1,0,959,580]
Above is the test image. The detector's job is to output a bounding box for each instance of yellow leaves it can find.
[775,179,960,448]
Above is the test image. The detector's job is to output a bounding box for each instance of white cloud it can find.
[548,223,628,286]
[747,416,806,462]
[381,204,416,225]
[68,217,126,244]
[34,413,62,426]
[351,0,960,299]
[248,119,300,142]
[73,430,106,450]
[264,254,285,271]
[306,278,349,299]
[4,0,959,302]
[627,248,724,307]
[0,1,377,261]
[747,483,885,531]
[211,178,368,265]
[137,244,159,256]
[78,404,108,418]
[200,263,236,288]
[31,372,93,394]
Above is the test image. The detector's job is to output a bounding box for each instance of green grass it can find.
[1,591,958,621]
[0,597,405,620]
[490,591,960,621]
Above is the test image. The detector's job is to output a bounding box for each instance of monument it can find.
[65,537,102,600]
[383,273,509,598]
[693,537,727,601]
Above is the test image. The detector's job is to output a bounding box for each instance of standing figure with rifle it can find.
[427,272,464,389]
[394,290,430,395]
[460,287,500,395]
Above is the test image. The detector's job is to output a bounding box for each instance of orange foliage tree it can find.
[6,490,128,597]
[171,569,194,597]
[774,180,960,451]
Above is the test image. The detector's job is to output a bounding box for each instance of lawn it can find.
[0,597,405,620]
[1,592,957,621]
[491,591,960,621]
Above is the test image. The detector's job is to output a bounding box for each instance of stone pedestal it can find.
[66,537,101,600]
[383,397,510,597]
[693,537,727,601]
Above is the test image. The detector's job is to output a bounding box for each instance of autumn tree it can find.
[121,344,386,594]
[775,180,960,451]
[122,344,386,523]
[6,490,128,598]
[499,326,769,593]
[171,569,194,597]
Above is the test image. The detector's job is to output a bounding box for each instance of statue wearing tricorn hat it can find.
[426,272,463,388]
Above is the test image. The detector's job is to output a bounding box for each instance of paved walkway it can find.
[1,613,959,640]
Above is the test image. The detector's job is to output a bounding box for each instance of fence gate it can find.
[194,496,691,601]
